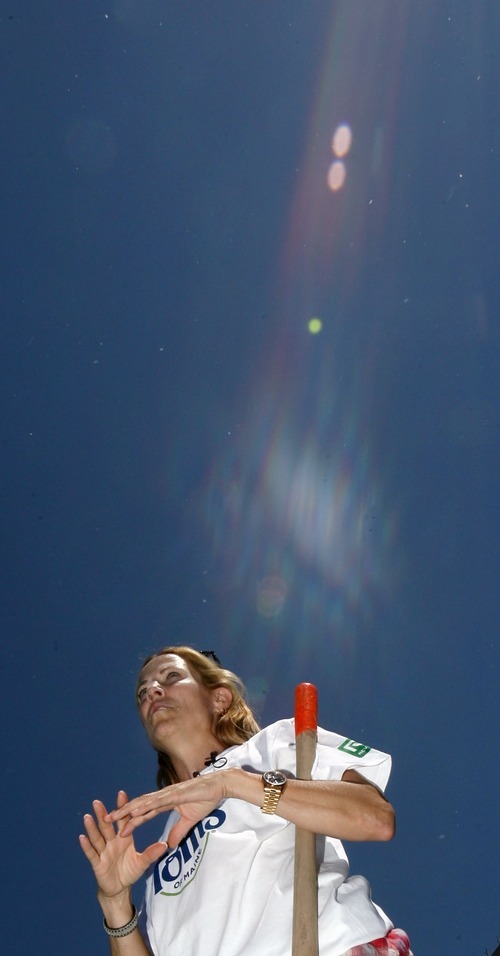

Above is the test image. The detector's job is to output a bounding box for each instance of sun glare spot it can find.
[327,161,346,191]
[332,124,352,158]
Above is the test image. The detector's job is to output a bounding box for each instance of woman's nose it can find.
[145,680,164,699]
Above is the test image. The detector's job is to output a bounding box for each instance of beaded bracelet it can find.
[103,905,138,938]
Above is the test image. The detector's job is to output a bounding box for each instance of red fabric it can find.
[343,928,412,956]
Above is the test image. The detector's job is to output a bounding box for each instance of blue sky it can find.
[1,3,498,954]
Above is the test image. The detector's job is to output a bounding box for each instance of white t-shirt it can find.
[141,719,393,956]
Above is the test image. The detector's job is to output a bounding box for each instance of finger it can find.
[107,791,168,825]
[167,818,193,849]
[79,832,100,865]
[114,790,133,836]
[141,841,168,867]
[119,806,162,838]
[104,796,137,823]
[93,799,119,841]
[83,812,107,852]
[104,789,145,822]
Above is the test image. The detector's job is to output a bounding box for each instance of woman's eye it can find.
[158,670,180,681]
[137,671,181,702]
[161,671,180,683]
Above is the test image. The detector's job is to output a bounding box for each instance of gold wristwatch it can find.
[260,770,287,814]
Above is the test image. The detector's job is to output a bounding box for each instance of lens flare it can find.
[256,576,288,618]
[332,124,352,158]
[193,3,408,672]
[327,160,346,191]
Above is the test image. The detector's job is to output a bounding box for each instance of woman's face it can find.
[136,653,218,749]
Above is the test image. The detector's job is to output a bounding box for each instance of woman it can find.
[80,646,412,956]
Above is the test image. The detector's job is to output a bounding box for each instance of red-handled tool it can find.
[292,683,319,956]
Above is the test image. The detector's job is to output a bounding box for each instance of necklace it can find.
[192,751,228,777]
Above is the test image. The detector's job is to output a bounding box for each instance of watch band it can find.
[260,771,287,814]
[261,786,283,814]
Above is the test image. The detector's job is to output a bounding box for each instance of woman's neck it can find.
[168,732,225,781]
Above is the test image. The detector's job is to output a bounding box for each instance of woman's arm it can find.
[105,768,395,849]
[97,891,150,956]
[79,791,166,956]
[231,767,395,842]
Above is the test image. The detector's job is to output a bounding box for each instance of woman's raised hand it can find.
[79,790,168,898]
[104,771,231,849]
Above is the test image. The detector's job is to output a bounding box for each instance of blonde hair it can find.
[136,645,260,787]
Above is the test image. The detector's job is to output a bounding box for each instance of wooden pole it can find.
[292,683,319,956]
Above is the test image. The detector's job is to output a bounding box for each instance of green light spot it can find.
[308,317,323,334]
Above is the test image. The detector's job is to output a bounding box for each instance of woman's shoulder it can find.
[220,719,294,770]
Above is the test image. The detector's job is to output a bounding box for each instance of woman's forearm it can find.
[98,891,151,956]
[107,930,150,956]
[104,766,395,846]
[227,768,395,841]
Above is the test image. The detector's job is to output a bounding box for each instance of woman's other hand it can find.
[79,790,168,898]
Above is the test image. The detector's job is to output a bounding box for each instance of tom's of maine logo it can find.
[154,809,226,896]
[338,738,371,758]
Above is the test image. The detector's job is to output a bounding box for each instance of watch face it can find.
[263,770,287,787]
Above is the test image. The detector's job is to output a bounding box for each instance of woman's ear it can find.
[213,685,233,715]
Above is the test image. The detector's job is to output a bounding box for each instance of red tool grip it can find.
[295,682,318,736]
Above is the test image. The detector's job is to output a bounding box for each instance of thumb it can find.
[142,841,168,868]
[167,818,193,850]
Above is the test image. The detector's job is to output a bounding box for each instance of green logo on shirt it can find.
[339,738,371,758]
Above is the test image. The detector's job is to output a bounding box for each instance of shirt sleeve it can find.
[265,718,392,793]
